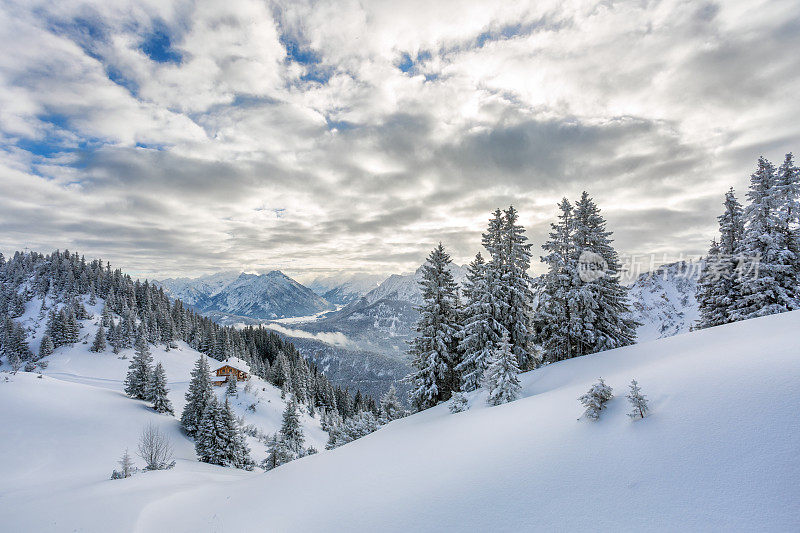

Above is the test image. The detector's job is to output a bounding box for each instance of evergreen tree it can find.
[226,374,238,396]
[379,384,404,422]
[38,334,54,360]
[456,253,499,391]
[449,391,469,413]
[269,352,291,388]
[263,433,292,471]
[196,396,225,465]
[148,363,174,415]
[483,332,521,406]
[626,379,649,420]
[570,192,637,355]
[579,378,613,421]
[537,198,577,362]
[181,356,213,436]
[499,206,536,369]
[697,189,746,328]
[406,244,461,411]
[111,449,137,480]
[776,153,800,227]
[220,398,253,469]
[101,302,112,327]
[279,400,305,457]
[123,332,153,400]
[90,323,106,353]
[732,156,800,319]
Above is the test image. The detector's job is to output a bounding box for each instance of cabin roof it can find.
[211,356,251,374]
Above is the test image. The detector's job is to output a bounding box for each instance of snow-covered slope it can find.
[0,297,328,532]
[627,260,701,342]
[158,270,335,319]
[7,308,798,531]
[151,311,800,532]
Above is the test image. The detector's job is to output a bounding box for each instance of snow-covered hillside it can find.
[5,308,799,531]
[158,270,334,320]
[627,260,700,342]
[0,295,328,532]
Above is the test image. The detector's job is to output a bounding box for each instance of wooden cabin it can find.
[211,358,250,386]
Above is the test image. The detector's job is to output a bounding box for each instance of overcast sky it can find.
[1,0,799,281]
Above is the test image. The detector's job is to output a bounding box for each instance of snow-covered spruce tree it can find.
[626,379,649,420]
[578,378,613,421]
[38,334,54,360]
[101,302,112,327]
[776,152,800,228]
[279,400,305,458]
[456,253,499,392]
[263,433,292,471]
[90,323,106,353]
[123,332,153,400]
[196,395,225,465]
[111,449,137,479]
[483,332,521,406]
[498,206,536,370]
[221,398,253,469]
[269,352,291,389]
[406,243,461,411]
[449,391,469,413]
[731,156,800,320]
[697,189,746,329]
[536,198,577,363]
[325,410,380,450]
[180,356,213,437]
[226,374,238,396]
[148,363,174,415]
[45,309,66,348]
[379,384,405,422]
[570,192,637,355]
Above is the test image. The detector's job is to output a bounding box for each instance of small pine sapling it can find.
[111,448,138,479]
[626,379,649,420]
[578,378,613,421]
[449,391,469,413]
[226,374,238,396]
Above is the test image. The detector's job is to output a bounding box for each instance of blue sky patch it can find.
[139,20,183,64]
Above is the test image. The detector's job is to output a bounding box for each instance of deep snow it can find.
[2,309,799,531]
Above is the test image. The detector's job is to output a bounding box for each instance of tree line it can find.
[696,153,800,328]
[0,250,377,421]
[407,194,638,411]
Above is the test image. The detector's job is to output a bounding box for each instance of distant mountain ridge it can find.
[157,270,334,320]
[301,263,469,356]
[307,273,384,306]
[626,260,701,342]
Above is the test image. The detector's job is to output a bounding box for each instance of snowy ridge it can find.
[626,260,701,342]
[158,270,335,319]
[307,273,384,306]
[360,263,468,307]
[5,309,798,531]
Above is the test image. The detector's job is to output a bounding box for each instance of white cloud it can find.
[1,0,799,279]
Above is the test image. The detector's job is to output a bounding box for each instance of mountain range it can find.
[306,273,385,306]
[157,270,334,320]
[157,261,699,400]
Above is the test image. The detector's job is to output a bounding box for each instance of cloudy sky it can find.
[1,0,798,281]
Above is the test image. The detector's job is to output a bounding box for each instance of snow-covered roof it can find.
[211,357,251,373]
